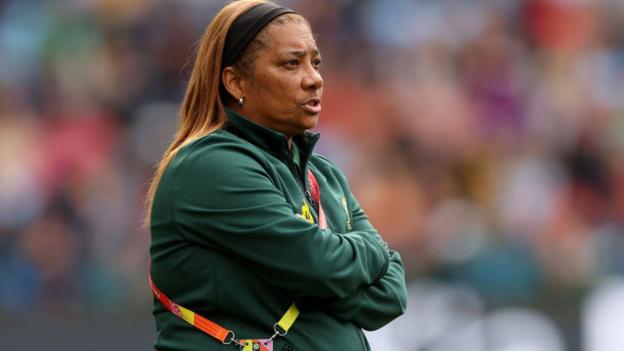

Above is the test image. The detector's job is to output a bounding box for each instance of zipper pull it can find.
[305,190,318,213]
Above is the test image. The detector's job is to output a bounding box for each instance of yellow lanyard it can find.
[149,265,299,348]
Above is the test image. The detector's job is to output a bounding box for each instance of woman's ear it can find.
[221,67,244,101]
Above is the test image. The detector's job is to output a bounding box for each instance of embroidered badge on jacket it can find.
[299,201,315,224]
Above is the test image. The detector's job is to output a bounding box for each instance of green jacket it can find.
[150,109,407,351]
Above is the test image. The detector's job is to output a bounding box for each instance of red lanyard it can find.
[149,264,300,348]
[307,169,327,229]
[148,264,234,344]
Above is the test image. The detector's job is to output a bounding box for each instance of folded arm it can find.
[319,168,408,330]
[172,142,390,299]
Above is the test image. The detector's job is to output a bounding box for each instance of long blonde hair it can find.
[144,0,270,226]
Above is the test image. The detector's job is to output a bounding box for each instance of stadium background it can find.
[1,0,624,350]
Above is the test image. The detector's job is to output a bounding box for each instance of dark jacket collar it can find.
[224,108,320,166]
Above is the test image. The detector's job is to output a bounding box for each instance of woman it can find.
[146,1,407,350]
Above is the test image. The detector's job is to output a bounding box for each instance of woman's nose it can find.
[302,65,323,90]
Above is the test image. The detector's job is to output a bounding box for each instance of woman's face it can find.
[237,19,323,137]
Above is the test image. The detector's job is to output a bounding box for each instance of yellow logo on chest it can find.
[300,201,315,224]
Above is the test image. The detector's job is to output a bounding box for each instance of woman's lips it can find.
[301,98,322,114]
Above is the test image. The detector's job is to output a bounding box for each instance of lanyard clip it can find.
[268,323,288,342]
[222,330,246,347]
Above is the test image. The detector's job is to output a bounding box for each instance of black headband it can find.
[222,2,295,67]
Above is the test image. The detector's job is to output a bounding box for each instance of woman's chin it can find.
[303,116,319,131]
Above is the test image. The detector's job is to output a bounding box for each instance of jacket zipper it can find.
[286,142,317,214]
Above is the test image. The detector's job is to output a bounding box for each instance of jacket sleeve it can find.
[320,171,408,330]
[172,143,390,299]
[322,251,407,330]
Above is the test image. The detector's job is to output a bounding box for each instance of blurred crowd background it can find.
[1,0,624,350]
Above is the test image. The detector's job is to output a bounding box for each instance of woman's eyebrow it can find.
[285,49,321,57]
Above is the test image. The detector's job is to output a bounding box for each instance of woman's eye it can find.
[286,59,299,66]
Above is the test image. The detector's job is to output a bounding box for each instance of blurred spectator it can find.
[1,0,623,350]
